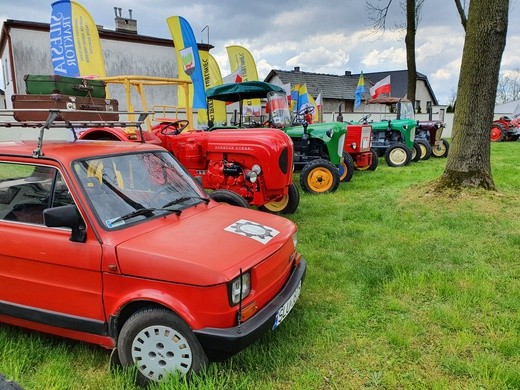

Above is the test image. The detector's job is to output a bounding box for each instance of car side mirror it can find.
[44,205,86,243]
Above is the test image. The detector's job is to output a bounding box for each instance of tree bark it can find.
[436,0,508,191]
[405,0,417,108]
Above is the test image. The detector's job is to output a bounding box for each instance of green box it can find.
[24,75,107,98]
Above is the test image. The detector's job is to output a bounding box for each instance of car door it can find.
[0,161,105,334]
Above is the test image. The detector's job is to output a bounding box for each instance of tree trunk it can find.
[436,0,508,191]
[405,0,417,109]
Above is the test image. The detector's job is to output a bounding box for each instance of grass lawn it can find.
[1,141,520,389]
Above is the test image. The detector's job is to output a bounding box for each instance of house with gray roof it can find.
[265,67,439,115]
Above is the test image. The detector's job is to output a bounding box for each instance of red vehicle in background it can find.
[78,76,299,214]
[490,104,520,142]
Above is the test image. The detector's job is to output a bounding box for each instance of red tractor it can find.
[78,76,299,214]
[490,105,520,142]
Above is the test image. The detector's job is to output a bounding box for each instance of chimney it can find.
[344,71,351,76]
[294,66,300,72]
[115,7,138,34]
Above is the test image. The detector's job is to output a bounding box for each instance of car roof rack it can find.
[0,108,151,157]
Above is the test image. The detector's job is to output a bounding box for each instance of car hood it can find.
[114,204,296,286]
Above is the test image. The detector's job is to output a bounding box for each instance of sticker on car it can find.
[224,219,280,244]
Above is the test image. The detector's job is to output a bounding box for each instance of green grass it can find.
[2,141,520,389]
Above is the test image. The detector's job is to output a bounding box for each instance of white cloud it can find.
[361,47,406,67]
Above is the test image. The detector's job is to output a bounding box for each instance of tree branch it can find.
[454,0,468,31]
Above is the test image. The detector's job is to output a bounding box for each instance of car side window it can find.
[0,162,74,225]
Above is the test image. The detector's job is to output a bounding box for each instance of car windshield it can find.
[73,151,208,229]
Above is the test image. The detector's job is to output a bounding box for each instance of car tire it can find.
[209,189,250,208]
[300,159,340,194]
[118,308,208,387]
[0,374,23,390]
[259,182,300,214]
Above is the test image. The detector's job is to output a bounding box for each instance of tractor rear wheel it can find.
[384,144,412,167]
[209,189,250,208]
[415,140,432,160]
[300,159,340,194]
[490,123,506,142]
[259,182,300,214]
[432,139,450,158]
[339,152,355,182]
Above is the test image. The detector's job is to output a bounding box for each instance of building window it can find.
[415,100,421,113]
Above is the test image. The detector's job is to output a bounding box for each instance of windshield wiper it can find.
[110,207,181,225]
[161,195,210,209]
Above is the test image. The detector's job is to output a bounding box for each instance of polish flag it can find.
[370,76,391,99]
[316,92,322,108]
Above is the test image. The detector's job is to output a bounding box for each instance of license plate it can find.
[273,280,301,329]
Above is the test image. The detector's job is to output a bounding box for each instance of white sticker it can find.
[224,219,280,244]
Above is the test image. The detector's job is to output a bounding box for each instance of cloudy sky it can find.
[1,0,520,104]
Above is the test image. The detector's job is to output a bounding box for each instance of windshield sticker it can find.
[224,219,280,244]
[106,218,125,229]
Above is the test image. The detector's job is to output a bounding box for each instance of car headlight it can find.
[229,272,251,306]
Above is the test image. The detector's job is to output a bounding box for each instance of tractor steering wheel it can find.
[359,114,371,124]
[160,119,190,135]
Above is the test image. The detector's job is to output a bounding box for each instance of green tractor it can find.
[362,98,419,167]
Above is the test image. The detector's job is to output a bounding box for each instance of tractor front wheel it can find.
[300,159,340,194]
[415,139,432,160]
[339,152,355,182]
[384,144,412,167]
[355,149,379,171]
[209,189,250,208]
[411,143,422,162]
[432,139,450,158]
[259,182,300,214]
[490,123,506,142]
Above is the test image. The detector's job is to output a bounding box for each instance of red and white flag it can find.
[222,69,243,84]
[370,75,391,99]
[316,92,322,108]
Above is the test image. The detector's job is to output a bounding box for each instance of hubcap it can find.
[432,144,446,156]
[418,144,427,158]
[131,325,193,382]
[264,194,289,212]
[307,167,334,192]
[490,127,502,141]
[389,148,407,165]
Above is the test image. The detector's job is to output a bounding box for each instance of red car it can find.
[0,137,305,386]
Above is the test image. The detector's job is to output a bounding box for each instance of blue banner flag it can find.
[167,16,207,110]
[354,72,365,109]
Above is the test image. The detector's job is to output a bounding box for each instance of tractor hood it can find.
[114,204,297,286]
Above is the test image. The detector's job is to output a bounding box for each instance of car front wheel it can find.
[118,308,208,386]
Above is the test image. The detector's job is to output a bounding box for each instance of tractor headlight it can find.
[351,142,357,150]
[229,272,251,306]
[247,171,258,183]
[292,232,298,248]
[247,164,262,183]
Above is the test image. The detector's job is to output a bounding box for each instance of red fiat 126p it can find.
[0,134,306,386]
